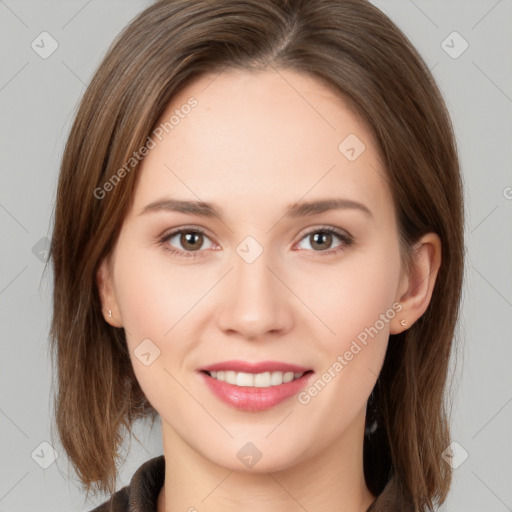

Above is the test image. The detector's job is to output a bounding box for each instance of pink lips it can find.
[198,360,314,412]
[200,360,311,374]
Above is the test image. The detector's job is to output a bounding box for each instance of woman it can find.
[48,0,464,510]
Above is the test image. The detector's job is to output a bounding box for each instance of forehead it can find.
[131,68,392,221]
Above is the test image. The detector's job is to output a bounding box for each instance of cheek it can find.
[299,243,401,351]
[111,242,216,394]
[112,249,194,410]
[294,255,400,440]
[114,265,168,342]
[113,244,200,344]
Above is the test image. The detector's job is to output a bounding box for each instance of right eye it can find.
[159,227,218,258]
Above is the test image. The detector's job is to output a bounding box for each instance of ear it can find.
[96,255,123,328]
[390,233,442,334]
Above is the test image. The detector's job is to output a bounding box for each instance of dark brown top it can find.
[89,456,165,512]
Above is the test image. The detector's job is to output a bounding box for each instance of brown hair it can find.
[47,0,464,510]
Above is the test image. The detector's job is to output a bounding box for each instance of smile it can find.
[198,361,314,412]
[204,370,307,388]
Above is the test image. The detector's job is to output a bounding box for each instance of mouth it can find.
[197,360,314,412]
[201,369,312,387]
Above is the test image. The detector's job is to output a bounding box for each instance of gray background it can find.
[1,0,511,510]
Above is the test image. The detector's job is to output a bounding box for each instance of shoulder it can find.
[87,455,165,512]
[88,486,129,511]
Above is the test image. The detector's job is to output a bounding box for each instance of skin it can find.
[97,68,441,512]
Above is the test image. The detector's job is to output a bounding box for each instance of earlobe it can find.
[390,233,442,334]
[96,257,122,328]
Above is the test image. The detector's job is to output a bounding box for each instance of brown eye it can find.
[180,232,204,251]
[309,231,334,251]
[296,227,353,255]
[160,228,216,258]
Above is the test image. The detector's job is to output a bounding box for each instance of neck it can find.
[157,413,375,512]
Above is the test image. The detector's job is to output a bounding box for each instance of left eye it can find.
[295,227,353,254]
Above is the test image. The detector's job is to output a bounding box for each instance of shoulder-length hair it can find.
[48,0,464,510]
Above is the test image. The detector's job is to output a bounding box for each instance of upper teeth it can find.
[209,370,304,387]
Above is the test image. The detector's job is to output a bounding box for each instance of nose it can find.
[216,247,294,341]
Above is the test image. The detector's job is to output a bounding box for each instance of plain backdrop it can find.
[1,1,511,511]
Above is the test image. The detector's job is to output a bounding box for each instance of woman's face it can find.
[99,68,408,472]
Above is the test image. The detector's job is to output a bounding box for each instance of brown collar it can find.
[91,456,165,512]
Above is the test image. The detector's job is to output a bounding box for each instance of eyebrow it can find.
[138,197,373,219]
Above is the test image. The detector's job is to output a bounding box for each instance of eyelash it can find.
[158,226,354,259]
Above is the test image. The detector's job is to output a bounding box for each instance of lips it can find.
[199,360,311,374]
[197,360,314,412]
